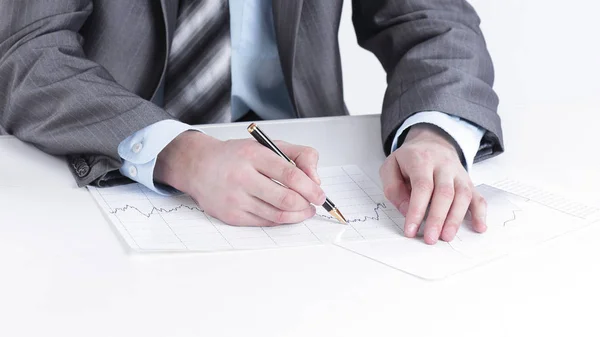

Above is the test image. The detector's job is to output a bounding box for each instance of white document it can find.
[88,165,404,252]
[338,181,599,280]
[88,165,599,280]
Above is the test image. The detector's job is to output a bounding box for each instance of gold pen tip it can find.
[247,123,257,133]
[329,209,348,225]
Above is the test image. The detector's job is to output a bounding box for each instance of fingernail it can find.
[441,227,456,242]
[405,223,418,237]
[425,229,439,244]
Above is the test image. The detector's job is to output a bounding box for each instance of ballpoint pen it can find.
[247,123,348,224]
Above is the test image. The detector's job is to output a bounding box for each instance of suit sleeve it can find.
[351,0,504,160]
[0,1,171,186]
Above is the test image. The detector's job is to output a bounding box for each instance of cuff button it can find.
[128,166,138,177]
[132,143,143,154]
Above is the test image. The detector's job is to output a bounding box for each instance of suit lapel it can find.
[273,0,347,118]
[152,0,179,102]
[160,0,179,42]
[272,0,304,117]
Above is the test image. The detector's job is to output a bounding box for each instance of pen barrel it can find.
[248,123,294,164]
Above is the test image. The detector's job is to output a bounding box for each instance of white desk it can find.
[1,113,599,337]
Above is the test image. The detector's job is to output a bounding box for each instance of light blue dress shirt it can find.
[118,0,485,194]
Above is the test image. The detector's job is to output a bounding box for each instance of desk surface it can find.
[1,114,600,337]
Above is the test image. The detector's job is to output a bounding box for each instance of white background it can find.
[339,0,600,205]
[340,0,600,115]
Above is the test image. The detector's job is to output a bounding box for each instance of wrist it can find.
[404,124,462,161]
[154,131,217,192]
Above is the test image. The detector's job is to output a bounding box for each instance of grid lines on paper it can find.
[493,180,599,219]
[92,165,405,252]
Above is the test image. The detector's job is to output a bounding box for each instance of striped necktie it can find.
[164,0,232,124]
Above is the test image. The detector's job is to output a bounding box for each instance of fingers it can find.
[469,188,488,233]
[275,141,321,185]
[422,170,455,245]
[214,174,316,226]
[379,158,410,215]
[404,171,434,238]
[255,150,326,206]
[247,172,312,211]
[220,210,278,227]
[248,197,316,224]
[440,178,473,242]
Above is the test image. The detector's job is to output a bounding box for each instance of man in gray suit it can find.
[0,0,503,244]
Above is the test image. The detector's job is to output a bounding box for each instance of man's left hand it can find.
[379,124,487,244]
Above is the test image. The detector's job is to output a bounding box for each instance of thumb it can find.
[274,141,321,185]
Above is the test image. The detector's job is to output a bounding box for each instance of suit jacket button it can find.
[71,157,90,178]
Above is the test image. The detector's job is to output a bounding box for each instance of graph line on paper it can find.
[503,209,521,227]
[110,201,392,225]
[316,202,387,223]
[87,165,406,252]
[108,200,389,224]
[110,204,204,218]
[501,198,525,227]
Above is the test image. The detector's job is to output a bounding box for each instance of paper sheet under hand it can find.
[88,165,599,280]
[88,165,404,252]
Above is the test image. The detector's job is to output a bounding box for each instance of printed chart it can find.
[88,165,404,252]
[89,165,599,279]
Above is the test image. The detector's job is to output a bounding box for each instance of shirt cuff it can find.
[391,111,485,172]
[118,119,200,195]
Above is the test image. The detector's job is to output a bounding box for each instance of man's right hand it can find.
[154,131,326,227]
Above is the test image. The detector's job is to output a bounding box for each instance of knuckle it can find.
[409,209,426,222]
[455,184,473,200]
[413,179,434,193]
[304,147,319,161]
[415,148,433,164]
[436,184,455,199]
[282,166,300,184]
[383,184,398,200]
[237,141,257,159]
[444,219,461,229]
[274,210,288,224]
[440,150,458,165]
[476,196,488,207]
[278,191,297,210]
[441,156,454,167]
[426,215,445,227]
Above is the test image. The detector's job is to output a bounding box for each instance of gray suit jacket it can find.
[0,0,503,187]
